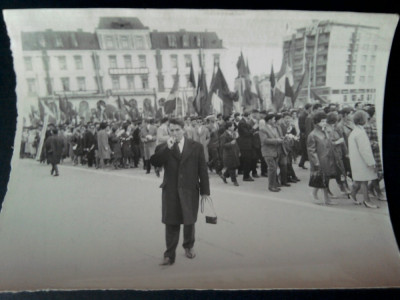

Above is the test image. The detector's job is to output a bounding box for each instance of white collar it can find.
[178,137,185,153]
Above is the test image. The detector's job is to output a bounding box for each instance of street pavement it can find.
[0,158,399,291]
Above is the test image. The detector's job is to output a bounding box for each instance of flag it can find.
[311,90,328,104]
[189,62,196,89]
[209,67,235,116]
[273,65,294,111]
[236,51,247,78]
[292,65,308,105]
[270,65,276,89]
[164,70,180,114]
[39,99,57,123]
[193,68,209,117]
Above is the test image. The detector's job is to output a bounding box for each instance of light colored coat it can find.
[196,125,210,163]
[140,124,157,160]
[156,123,170,146]
[348,125,377,181]
[97,129,111,160]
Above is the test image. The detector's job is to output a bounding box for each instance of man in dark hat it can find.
[45,128,65,176]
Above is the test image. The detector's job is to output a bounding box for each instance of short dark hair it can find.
[234,113,240,117]
[312,103,322,111]
[313,112,327,124]
[340,107,354,116]
[305,103,312,110]
[355,102,362,108]
[224,121,233,130]
[52,128,58,134]
[169,118,185,129]
[100,122,107,130]
[327,112,338,125]
[366,106,376,118]
[353,110,368,126]
[161,117,169,124]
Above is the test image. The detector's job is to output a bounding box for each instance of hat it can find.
[275,113,283,121]
[340,106,354,115]
[243,112,250,117]
[251,109,259,114]
[234,112,240,117]
[265,113,275,122]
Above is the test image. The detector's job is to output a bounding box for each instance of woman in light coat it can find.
[140,118,157,174]
[348,110,379,209]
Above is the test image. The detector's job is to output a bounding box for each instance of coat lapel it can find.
[180,139,192,164]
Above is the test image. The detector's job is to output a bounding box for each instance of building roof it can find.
[97,17,149,30]
[22,30,100,51]
[150,31,223,49]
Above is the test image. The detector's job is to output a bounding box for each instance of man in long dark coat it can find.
[83,123,96,167]
[237,112,256,181]
[150,118,210,266]
[45,128,65,176]
[298,103,312,169]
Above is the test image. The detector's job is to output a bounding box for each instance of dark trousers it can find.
[287,153,297,180]
[299,134,308,167]
[254,149,267,175]
[240,150,253,179]
[208,147,222,174]
[132,144,141,167]
[264,156,278,188]
[87,150,95,167]
[164,224,195,261]
[278,154,288,185]
[51,163,59,175]
[223,168,237,182]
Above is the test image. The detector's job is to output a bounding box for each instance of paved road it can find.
[0,158,399,291]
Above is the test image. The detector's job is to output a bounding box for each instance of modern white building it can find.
[21,17,226,120]
[280,20,380,106]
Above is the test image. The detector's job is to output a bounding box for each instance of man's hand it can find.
[167,137,175,149]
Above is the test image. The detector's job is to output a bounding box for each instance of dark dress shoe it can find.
[54,173,59,177]
[281,183,291,187]
[155,170,160,177]
[233,182,239,186]
[243,177,254,182]
[219,174,227,184]
[294,177,300,182]
[288,179,297,183]
[160,257,174,265]
[268,187,280,192]
[185,248,196,259]
[252,174,259,178]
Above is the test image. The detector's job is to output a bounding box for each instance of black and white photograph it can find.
[0,8,399,291]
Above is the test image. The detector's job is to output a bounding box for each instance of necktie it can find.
[173,142,180,157]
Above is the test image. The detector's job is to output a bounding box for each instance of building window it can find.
[120,36,129,49]
[360,76,365,83]
[124,55,132,68]
[213,54,220,67]
[170,55,178,69]
[27,78,36,95]
[74,56,83,70]
[167,35,177,48]
[135,36,144,49]
[182,35,189,47]
[109,55,117,68]
[77,77,86,91]
[194,35,202,47]
[105,36,114,49]
[38,34,46,47]
[352,95,357,101]
[58,56,67,70]
[373,45,378,51]
[371,55,376,62]
[332,89,339,94]
[360,94,364,101]
[141,75,149,89]
[112,76,120,90]
[127,75,135,90]
[184,54,192,67]
[361,65,366,72]
[61,77,70,91]
[343,95,347,102]
[362,55,367,63]
[55,35,63,47]
[24,57,32,71]
[70,33,78,47]
[139,55,147,68]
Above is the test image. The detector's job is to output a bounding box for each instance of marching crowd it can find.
[20,101,385,208]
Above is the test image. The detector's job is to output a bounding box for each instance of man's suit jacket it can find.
[259,125,282,158]
[150,138,210,225]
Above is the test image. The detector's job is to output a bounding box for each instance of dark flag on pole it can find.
[193,67,209,117]
[164,69,180,114]
[189,62,196,89]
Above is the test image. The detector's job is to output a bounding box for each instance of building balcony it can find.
[54,89,100,96]
[109,67,149,75]
[316,60,327,66]
[112,88,154,95]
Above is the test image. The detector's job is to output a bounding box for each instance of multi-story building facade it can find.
[21,17,225,120]
[281,20,379,105]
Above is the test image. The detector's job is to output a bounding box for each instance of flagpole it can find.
[307,58,311,103]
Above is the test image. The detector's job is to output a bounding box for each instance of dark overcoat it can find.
[150,138,210,225]
[237,119,254,151]
[109,132,122,159]
[219,131,240,169]
[45,135,64,164]
[307,125,336,177]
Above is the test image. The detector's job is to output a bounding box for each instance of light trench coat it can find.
[348,125,377,181]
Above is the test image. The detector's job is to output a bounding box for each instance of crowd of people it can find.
[19,100,386,208]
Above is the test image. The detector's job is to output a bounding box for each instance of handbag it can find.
[308,170,329,189]
[200,196,217,224]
